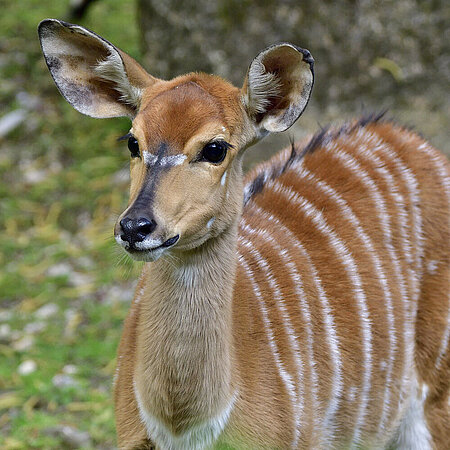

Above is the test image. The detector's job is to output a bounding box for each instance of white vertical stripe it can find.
[237,252,299,447]
[295,163,397,437]
[367,132,424,296]
[238,234,305,448]
[359,128,422,283]
[351,129,415,432]
[269,179,373,447]
[356,130,415,266]
[435,308,450,370]
[367,130,425,412]
[417,143,450,371]
[247,204,343,445]
[323,136,412,436]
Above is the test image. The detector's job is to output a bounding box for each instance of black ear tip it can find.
[38,19,50,33]
[38,18,61,36]
[287,44,314,69]
[38,18,58,28]
[38,19,81,42]
[38,18,76,32]
[265,43,314,71]
[58,20,77,28]
[301,50,314,66]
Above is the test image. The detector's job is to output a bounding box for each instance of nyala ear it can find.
[242,43,314,134]
[38,19,158,118]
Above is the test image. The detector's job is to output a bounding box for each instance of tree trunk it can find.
[136,0,449,152]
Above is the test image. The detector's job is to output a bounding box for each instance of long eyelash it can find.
[219,141,234,149]
[207,140,234,150]
[117,132,132,142]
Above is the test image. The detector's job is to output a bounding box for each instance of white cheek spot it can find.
[207,217,215,229]
[426,260,438,274]
[221,126,227,133]
[221,171,228,186]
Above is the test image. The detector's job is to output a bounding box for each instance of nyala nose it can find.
[120,217,157,245]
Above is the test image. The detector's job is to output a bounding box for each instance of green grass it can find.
[0,1,143,448]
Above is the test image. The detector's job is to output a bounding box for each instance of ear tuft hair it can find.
[94,52,143,108]
[242,43,314,134]
[38,19,155,119]
[245,59,282,115]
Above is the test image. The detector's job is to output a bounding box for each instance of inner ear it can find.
[243,43,314,133]
[38,19,157,118]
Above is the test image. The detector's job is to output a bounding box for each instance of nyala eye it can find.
[200,141,228,164]
[127,136,140,158]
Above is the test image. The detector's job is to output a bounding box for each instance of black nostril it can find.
[136,217,157,236]
[120,217,157,244]
[119,217,133,237]
[120,217,131,231]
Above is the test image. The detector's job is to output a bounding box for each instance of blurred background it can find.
[0,0,448,448]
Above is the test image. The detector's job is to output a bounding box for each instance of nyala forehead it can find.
[134,79,237,151]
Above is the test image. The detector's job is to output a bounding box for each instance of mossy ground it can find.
[0,1,142,448]
[1,1,448,449]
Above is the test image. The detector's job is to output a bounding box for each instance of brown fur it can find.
[115,117,449,449]
[38,20,449,449]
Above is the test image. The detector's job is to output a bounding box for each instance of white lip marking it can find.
[207,217,215,229]
[221,171,228,186]
[143,151,187,167]
[116,233,164,252]
[134,238,164,250]
[115,234,129,249]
